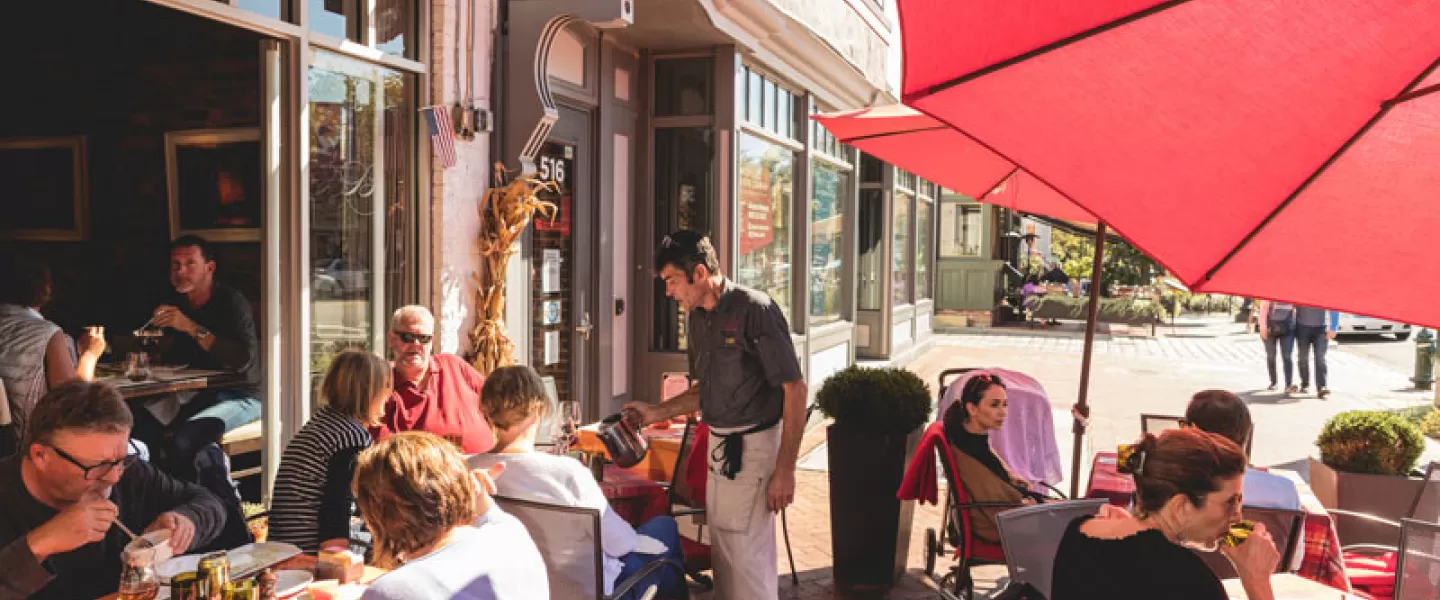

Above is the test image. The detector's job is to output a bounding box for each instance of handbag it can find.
[1267,305,1293,337]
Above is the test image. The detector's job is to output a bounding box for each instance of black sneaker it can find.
[1318,388,1331,399]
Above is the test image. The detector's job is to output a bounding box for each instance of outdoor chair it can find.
[493,495,687,600]
[993,498,1108,599]
[1138,413,1253,455]
[1193,506,1304,580]
[1339,462,1440,598]
[1394,519,1440,600]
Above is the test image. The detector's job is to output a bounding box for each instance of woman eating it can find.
[356,432,547,600]
[269,349,390,552]
[1051,428,1281,600]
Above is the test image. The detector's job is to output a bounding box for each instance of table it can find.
[1222,573,1363,599]
[598,464,671,526]
[576,421,685,483]
[99,554,387,599]
[1086,452,1351,592]
[101,369,248,399]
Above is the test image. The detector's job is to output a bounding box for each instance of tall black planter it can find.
[827,424,921,590]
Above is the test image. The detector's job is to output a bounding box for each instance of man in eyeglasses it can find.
[370,305,495,454]
[0,380,226,600]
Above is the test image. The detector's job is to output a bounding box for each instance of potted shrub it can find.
[816,365,931,590]
[1308,411,1426,548]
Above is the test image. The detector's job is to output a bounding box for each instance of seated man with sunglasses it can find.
[0,380,226,600]
[370,306,495,454]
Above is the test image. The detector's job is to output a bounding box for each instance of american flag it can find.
[421,105,458,169]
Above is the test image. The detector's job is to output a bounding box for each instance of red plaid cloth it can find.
[599,464,671,526]
[1086,455,1352,593]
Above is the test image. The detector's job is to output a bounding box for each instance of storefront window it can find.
[236,0,284,21]
[308,0,352,40]
[916,195,933,299]
[940,200,984,258]
[374,0,414,57]
[892,189,912,305]
[810,162,847,324]
[651,127,712,352]
[307,52,411,388]
[736,133,794,324]
[857,188,884,311]
[654,58,712,117]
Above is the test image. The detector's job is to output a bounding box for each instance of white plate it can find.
[156,542,302,582]
[275,569,314,598]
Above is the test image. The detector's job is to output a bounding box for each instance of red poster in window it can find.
[535,192,570,236]
[738,160,774,256]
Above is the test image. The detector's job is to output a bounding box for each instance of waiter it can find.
[626,230,807,600]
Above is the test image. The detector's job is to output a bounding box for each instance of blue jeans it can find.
[1295,325,1330,389]
[130,389,259,503]
[1263,329,1296,386]
[618,517,687,600]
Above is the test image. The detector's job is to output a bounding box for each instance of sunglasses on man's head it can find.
[394,331,433,345]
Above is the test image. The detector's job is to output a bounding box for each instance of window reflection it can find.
[810,162,847,324]
[916,196,933,299]
[307,52,412,388]
[652,127,712,352]
[893,190,912,305]
[736,133,794,324]
[857,188,884,311]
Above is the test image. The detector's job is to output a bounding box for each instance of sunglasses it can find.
[49,442,141,481]
[393,331,433,345]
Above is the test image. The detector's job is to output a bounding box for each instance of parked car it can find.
[313,258,369,298]
[1336,313,1413,340]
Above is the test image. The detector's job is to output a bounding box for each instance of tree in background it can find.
[1051,230,1162,296]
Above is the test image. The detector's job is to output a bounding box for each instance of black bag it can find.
[1267,305,1293,338]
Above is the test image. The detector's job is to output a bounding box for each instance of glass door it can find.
[531,140,578,407]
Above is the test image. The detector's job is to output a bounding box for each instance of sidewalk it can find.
[688,322,1437,599]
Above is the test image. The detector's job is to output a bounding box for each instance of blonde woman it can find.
[357,432,547,600]
[269,350,390,552]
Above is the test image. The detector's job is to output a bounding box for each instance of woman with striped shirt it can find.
[268,349,391,552]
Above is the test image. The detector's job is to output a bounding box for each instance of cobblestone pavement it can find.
[686,316,1437,599]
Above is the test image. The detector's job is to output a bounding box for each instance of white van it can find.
[1336,313,1414,340]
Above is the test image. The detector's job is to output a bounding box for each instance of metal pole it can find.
[1069,222,1107,499]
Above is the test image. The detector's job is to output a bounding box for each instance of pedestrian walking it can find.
[1255,300,1296,394]
[1294,305,1340,399]
[626,230,808,600]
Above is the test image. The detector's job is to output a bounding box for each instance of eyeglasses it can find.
[393,331,433,345]
[48,443,140,481]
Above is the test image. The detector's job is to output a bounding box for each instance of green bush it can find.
[1421,410,1440,441]
[1317,410,1426,476]
[1208,296,1234,313]
[1030,296,1167,325]
[815,365,932,435]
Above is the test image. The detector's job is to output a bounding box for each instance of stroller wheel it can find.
[925,528,939,575]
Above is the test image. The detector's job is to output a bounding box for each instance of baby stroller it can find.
[919,368,1068,599]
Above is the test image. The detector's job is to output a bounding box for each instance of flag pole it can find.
[1069,221,1107,499]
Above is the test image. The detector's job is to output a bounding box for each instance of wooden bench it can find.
[220,421,263,482]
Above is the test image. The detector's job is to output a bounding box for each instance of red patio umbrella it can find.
[813,107,1118,497]
[897,0,1440,331]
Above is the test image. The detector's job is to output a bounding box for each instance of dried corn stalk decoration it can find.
[469,162,557,375]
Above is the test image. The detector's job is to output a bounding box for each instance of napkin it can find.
[632,534,668,555]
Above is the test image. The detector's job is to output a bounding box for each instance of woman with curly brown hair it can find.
[1051,428,1280,600]
[355,432,547,600]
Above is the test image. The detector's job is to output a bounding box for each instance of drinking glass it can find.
[125,352,151,382]
[117,562,160,600]
[553,400,581,454]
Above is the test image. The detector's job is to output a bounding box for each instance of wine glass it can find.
[117,562,160,600]
[553,400,581,454]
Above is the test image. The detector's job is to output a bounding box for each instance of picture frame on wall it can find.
[165,128,262,242]
[0,136,88,242]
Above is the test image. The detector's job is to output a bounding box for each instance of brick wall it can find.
[0,2,262,334]
[428,0,495,356]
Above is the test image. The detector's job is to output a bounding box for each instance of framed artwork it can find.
[0,136,88,241]
[165,128,262,242]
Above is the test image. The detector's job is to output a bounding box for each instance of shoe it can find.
[1267,383,1277,391]
[1318,388,1331,399]
[1285,385,1299,397]
[1300,386,1310,395]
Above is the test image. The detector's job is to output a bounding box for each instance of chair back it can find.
[1139,414,1184,436]
[1396,518,1440,600]
[669,417,705,508]
[1194,506,1303,580]
[995,499,1109,599]
[1407,462,1440,523]
[493,495,604,600]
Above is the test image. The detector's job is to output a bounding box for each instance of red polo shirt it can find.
[371,353,495,454]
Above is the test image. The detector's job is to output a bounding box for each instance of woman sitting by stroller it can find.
[943,373,1050,543]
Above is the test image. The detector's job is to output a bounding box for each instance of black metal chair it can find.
[1396,518,1440,600]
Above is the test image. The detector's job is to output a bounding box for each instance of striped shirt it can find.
[269,406,373,552]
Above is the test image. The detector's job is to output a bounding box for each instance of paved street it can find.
[687,316,1438,600]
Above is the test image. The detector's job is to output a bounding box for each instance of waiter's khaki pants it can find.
[705,423,782,600]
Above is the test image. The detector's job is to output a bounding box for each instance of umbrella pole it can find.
[1069,222,1107,499]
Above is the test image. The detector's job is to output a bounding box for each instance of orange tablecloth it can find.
[1086,452,1351,592]
[576,422,685,483]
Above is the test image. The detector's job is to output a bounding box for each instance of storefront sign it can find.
[542,249,562,293]
[544,330,560,365]
[739,152,776,256]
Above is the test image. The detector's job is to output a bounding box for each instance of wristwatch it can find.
[193,325,213,343]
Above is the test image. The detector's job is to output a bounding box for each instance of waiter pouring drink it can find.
[625,230,808,600]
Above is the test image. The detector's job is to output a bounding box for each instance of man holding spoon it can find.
[0,380,226,600]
